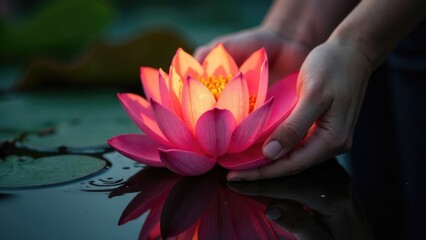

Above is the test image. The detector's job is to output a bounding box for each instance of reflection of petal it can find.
[219,143,271,170]
[160,175,216,238]
[195,108,236,156]
[138,200,163,240]
[171,48,204,79]
[117,93,171,147]
[120,189,168,225]
[108,134,164,167]
[159,149,216,176]
[115,167,296,239]
[203,43,238,77]
[227,98,273,153]
[216,73,249,123]
[262,73,298,137]
[151,99,201,152]
[198,186,235,239]
[114,169,180,225]
[226,190,280,240]
[240,48,268,110]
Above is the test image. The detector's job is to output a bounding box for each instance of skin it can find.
[195,0,426,181]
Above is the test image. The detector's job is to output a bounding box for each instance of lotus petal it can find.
[240,48,268,110]
[172,48,204,79]
[216,73,249,123]
[117,93,171,146]
[195,108,236,156]
[168,66,183,116]
[159,149,216,176]
[107,134,164,167]
[203,43,238,77]
[151,99,201,152]
[218,143,271,170]
[261,73,298,137]
[140,67,161,102]
[228,98,273,153]
[181,76,216,131]
[158,70,175,114]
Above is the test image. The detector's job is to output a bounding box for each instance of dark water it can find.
[0,153,372,240]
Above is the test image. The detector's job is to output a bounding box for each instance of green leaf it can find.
[0,155,107,188]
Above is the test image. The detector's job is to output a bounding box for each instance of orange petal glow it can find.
[240,48,268,110]
[168,66,183,117]
[202,43,238,77]
[216,73,249,123]
[181,76,216,132]
[140,67,161,102]
[172,48,204,79]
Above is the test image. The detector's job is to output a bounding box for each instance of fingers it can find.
[262,77,331,161]
[265,202,333,240]
[227,126,337,181]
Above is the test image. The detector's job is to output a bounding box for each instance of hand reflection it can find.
[229,159,374,240]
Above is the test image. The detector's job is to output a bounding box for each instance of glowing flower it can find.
[108,44,297,176]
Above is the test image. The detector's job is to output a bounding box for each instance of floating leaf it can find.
[0,155,107,188]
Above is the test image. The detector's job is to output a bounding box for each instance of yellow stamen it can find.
[249,95,257,113]
[199,75,231,100]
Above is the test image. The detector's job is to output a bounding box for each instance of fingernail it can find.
[265,207,282,220]
[263,140,282,160]
[228,178,246,187]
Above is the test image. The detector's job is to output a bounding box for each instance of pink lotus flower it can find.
[108,44,297,176]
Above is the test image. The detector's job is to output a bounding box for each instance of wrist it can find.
[261,0,358,52]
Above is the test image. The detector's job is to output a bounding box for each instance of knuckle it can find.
[280,122,305,145]
[302,81,326,103]
[322,132,352,153]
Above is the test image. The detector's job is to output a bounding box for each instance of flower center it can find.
[199,75,231,100]
[199,74,257,113]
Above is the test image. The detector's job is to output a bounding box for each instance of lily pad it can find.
[0,154,107,188]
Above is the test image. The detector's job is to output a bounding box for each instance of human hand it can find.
[229,159,374,240]
[194,26,311,84]
[228,38,373,180]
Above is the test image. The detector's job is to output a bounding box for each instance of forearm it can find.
[330,0,426,69]
[262,0,359,49]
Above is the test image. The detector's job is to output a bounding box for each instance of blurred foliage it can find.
[0,0,114,62]
[16,30,192,90]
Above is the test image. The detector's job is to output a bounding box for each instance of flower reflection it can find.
[110,167,296,240]
[110,160,373,240]
[108,44,298,176]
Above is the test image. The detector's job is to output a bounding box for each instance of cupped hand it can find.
[194,27,311,84]
[228,38,373,180]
